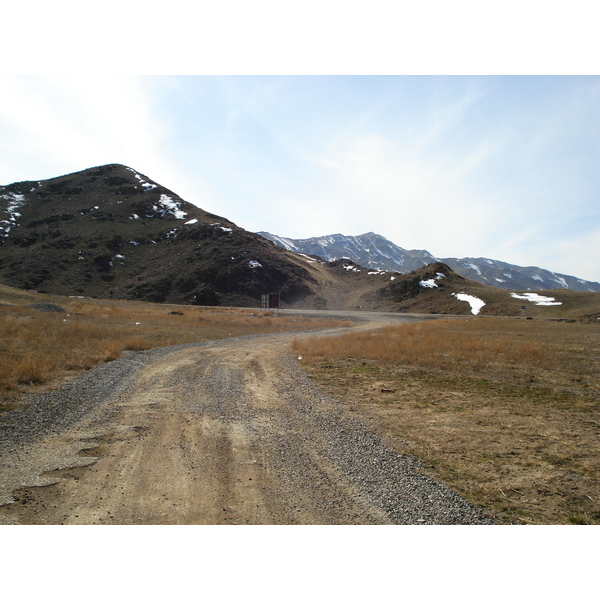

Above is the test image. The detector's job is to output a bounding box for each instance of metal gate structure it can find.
[261,293,280,314]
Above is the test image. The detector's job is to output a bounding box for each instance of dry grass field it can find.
[292,317,600,524]
[0,287,349,411]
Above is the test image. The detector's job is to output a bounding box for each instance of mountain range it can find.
[1,164,598,319]
[257,232,600,293]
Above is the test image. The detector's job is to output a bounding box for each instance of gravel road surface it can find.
[0,312,493,524]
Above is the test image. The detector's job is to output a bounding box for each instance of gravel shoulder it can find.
[0,319,493,525]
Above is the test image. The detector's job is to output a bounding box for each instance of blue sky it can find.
[2,74,598,282]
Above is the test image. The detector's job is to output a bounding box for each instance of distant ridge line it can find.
[257,231,600,293]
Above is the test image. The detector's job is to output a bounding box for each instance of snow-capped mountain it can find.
[257,232,600,293]
[439,257,600,293]
[258,232,437,273]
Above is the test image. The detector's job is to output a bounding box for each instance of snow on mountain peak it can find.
[256,231,600,292]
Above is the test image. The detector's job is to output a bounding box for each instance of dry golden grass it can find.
[293,317,600,524]
[294,319,555,371]
[0,297,349,410]
[0,307,152,396]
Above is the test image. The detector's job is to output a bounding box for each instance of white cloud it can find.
[1,76,167,183]
[0,76,221,209]
[300,132,500,254]
[412,81,484,156]
[448,138,504,181]
[1,78,138,176]
[538,228,600,283]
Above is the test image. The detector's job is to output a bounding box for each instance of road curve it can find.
[0,314,492,525]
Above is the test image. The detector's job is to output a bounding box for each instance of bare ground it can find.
[0,315,491,525]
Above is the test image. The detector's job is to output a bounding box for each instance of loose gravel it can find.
[260,353,494,524]
[0,329,495,524]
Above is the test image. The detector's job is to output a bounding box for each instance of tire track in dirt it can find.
[0,318,493,525]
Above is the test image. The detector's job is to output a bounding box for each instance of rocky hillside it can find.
[0,164,321,307]
[258,231,600,293]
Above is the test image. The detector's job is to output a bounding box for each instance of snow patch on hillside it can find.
[420,278,438,288]
[453,292,485,315]
[550,274,568,288]
[0,191,26,237]
[467,263,482,275]
[157,195,187,219]
[510,292,562,306]
[419,272,446,288]
[267,234,298,251]
[127,167,158,191]
[299,253,318,263]
[211,223,232,233]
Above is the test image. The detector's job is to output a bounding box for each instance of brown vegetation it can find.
[0,293,349,411]
[292,317,600,524]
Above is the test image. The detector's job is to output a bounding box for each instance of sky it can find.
[1,5,599,284]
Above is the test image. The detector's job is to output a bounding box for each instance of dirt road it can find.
[0,312,492,524]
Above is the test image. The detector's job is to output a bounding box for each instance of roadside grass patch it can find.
[0,298,350,411]
[293,317,600,525]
